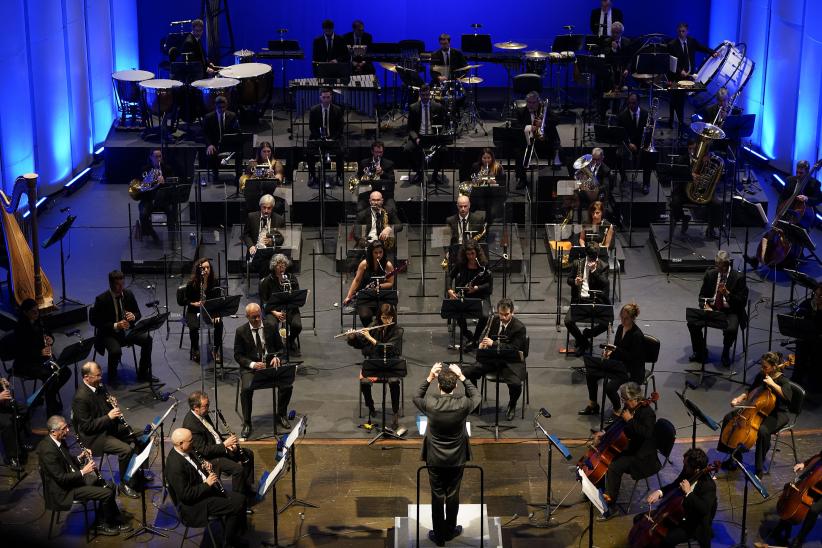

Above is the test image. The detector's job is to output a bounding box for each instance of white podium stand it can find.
[394,503,502,548]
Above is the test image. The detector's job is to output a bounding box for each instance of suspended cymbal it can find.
[525,50,549,59]
[494,41,527,50]
[459,76,484,84]
[454,64,482,72]
[378,62,398,73]
[431,65,449,73]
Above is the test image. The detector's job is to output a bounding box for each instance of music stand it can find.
[202,295,242,410]
[362,356,407,444]
[266,289,308,363]
[127,312,170,399]
[582,354,627,430]
[492,126,526,197]
[220,132,254,193]
[123,434,167,539]
[675,387,719,449]
[685,306,729,386]
[41,214,81,306]
[57,336,96,391]
[476,346,522,439]
[258,446,289,547]
[278,416,318,514]
[775,220,820,264]
[730,454,768,548]
[313,61,352,83]
[532,417,573,526]
[440,298,485,364]
[577,466,609,548]
[733,196,768,282]
[307,136,341,247]
[155,182,193,253]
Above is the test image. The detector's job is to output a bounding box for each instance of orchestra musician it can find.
[0,375,29,469]
[406,84,445,185]
[468,148,506,223]
[413,362,481,547]
[356,191,400,248]
[183,258,223,364]
[667,23,715,128]
[242,194,286,278]
[617,93,653,195]
[701,87,731,126]
[580,303,644,419]
[430,33,467,83]
[38,415,132,536]
[446,195,487,247]
[307,87,346,188]
[669,138,723,239]
[447,242,493,352]
[347,303,404,429]
[594,381,660,516]
[576,148,611,212]
[686,250,748,367]
[775,159,821,232]
[234,303,292,440]
[181,19,217,79]
[642,447,717,548]
[718,351,793,476]
[260,254,303,357]
[243,141,286,215]
[356,141,396,212]
[791,283,822,389]
[203,96,240,182]
[136,148,177,244]
[13,298,70,418]
[579,200,614,250]
[182,391,256,505]
[166,428,248,547]
[770,450,822,548]
[90,270,155,384]
[71,362,144,499]
[463,298,527,422]
[599,22,631,120]
[590,0,624,37]
[312,19,349,65]
[343,240,396,327]
[565,243,611,357]
[514,91,560,190]
[343,20,374,75]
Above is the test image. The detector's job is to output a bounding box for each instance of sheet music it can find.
[258,448,289,498]
[124,437,154,483]
[284,416,305,449]
[417,415,471,437]
[578,467,608,516]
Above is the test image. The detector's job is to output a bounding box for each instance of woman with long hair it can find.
[447,241,493,350]
[343,240,395,326]
[183,258,223,363]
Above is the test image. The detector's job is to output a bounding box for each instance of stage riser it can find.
[649,222,719,272]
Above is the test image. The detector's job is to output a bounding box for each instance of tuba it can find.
[687,89,739,204]
[573,154,598,191]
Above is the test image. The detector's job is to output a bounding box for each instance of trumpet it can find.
[334,322,395,339]
[215,409,251,465]
[104,390,136,438]
[191,448,226,494]
[74,434,103,482]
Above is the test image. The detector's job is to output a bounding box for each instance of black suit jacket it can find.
[308,103,345,141]
[312,33,349,63]
[445,211,487,246]
[91,289,142,343]
[165,448,220,525]
[659,469,718,543]
[667,36,712,76]
[233,322,283,369]
[589,7,624,36]
[356,206,401,234]
[566,258,611,304]
[480,316,528,381]
[202,110,240,149]
[348,324,404,358]
[242,211,286,249]
[343,31,373,46]
[697,267,748,328]
[182,410,228,460]
[617,107,648,148]
[71,382,125,453]
[407,100,445,142]
[37,436,94,510]
[780,175,822,209]
[358,157,396,197]
[413,378,481,467]
[513,106,560,146]
[182,33,209,74]
[609,324,645,383]
[623,404,660,478]
[429,48,467,80]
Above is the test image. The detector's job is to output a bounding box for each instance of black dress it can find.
[184,281,224,355]
[448,264,493,345]
[348,324,404,413]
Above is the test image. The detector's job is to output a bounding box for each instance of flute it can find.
[334,322,394,339]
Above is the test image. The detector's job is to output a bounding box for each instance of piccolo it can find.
[334,322,395,338]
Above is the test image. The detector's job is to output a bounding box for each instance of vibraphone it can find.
[289,75,380,117]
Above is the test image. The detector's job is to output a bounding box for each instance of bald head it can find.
[171,427,193,448]
[368,191,384,209]
[457,195,470,216]
[81,361,103,388]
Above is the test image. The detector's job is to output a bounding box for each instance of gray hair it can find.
[619,382,643,402]
[592,147,604,160]
[525,91,540,102]
[259,194,275,208]
[715,249,731,266]
[269,253,291,272]
[47,415,67,432]
[611,21,624,33]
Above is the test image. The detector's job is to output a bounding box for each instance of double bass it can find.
[578,392,659,484]
[628,461,719,547]
[777,452,822,525]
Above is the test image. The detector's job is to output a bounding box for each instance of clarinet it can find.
[74,434,104,482]
[104,390,137,438]
[191,449,226,494]
[215,409,251,464]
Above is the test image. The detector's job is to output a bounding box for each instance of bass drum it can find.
[219,62,273,108]
[191,77,240,115]
[690,42,754,110]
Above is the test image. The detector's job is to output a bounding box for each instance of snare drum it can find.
[139,79,183,116]
[112,69,155,105]
[219,63,273,108]
[233,49,255,64]
[691,42,754,110]
[439,80,465,103]
[191,77,240,113]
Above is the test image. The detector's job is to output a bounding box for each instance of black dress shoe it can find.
[721,354,732,367]
[240,423,251,440]
[578,404,600,416]
[117,523,133,533]
[190,350,200,363]
[96,524,120,536]
[137,374,160,383]
[462,340,476,352]
[428,530,445,547]
[277,415,292,430]
[505,406,516,421]
[688,352,706,363]
[448,525,463,540]
[119,484,139,499]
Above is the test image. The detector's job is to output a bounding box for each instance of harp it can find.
[0,173,54,309]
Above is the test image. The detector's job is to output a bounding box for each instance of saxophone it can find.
[687,89,739,204]
[640,97,658,153]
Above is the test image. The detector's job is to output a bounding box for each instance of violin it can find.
[628,461,719,547]
[777,452,822,525]
[578,392,659,485]
[718,355,793,453]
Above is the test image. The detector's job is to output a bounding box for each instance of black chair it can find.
[481,336,530,419]
[512,73,543,109]
[39,466,98,542]
[88,307,138,377]
[166,481,225,547]
[357,375,405,419]
[623,418,676,513]
[766,380,805,473]
[641,334,661,409]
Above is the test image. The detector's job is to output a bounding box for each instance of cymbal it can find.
[459,76,484,84]
[378,62,397,73]
[431,65,449,73]
[525,50,549,59]
[454,64,482,71]
[494,41,527,50]
[632,73,654,80]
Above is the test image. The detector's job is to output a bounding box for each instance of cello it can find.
[777,452,822,525]
[718,355,793,453]
[578,392,659,485]
[628,461,720,547]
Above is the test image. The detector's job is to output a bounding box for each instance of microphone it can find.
[60,206,71,213]
[145,300,160,308]
[539,407,551,418]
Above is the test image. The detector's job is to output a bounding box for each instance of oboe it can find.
[74,434,103,482]
[191,449,226,493]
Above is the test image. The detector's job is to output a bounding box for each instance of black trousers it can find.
[660,525,710,548]
[185,310,224,352]
[240,366,295,423]
[13,362,71,417]
[455,311,488,346]
[687,311,738,359]
[185,491,247,542]
[212,450,256,499]
[427,465,465,542]
[138,194,176,237]
[360,378,400,413]
[564,312,609,347]
[71,474,122,525]
[98,434,138,487]
[263,311,302,345]
[0,407,27,459]
[721,410,788,472]
[100,331,153,379]
[516,140,554,183]
[670,186,723,230]
[605,452,640,501]
[616,151,652,187]
[463,361,523,408]
[584,357,629,409]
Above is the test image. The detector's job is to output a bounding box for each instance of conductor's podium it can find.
[395,504,502,547]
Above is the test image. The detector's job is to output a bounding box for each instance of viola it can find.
[578,392,659,485]
[628,461,719,547]
[718,356,793,452]
[777,453,822,525]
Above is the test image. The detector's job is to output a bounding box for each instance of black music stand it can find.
[733,195,768,282]
[776,220,820,265]
[476,346,522,439]
[470,186,506,226]
[675,386,719,449]
[127,312,170,400]
[362,355,407,444]
[419,133,452,197]
[314,61,352,84]
[440,298,485,364]
[220,132,254,193]
[57,336,96,391]
[202,295,242,408]
[492,126,526,197]
[731,454,768,548]
[41,213,81,306]
[157,181,193,253]
[582,354,628,431]
[685,306,729,387]
[307,136,342,248]
[258,448,289,547]
[123,432,166,540]
[551,35,585,111]
[532,417,573,526]
[266,289,308,363]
